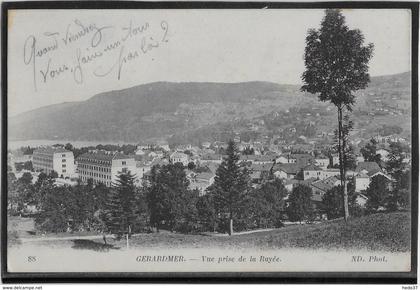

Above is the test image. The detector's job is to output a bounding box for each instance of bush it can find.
[349,203,366,218]
[365,175,391,213]
[15,161,33,172]
[286,184,314,223]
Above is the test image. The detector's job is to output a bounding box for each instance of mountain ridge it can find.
[9,72,411,143]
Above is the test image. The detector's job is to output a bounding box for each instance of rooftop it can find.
[196,172,216,181]
[355,162,382,176]
[248,163,273,172]
[34,147,72,155]
[311,176,340,193]
[201,153,223,160]
[240,155,275,162]
[77,151,132,162]
[170,152,188,158]
[274,163,301,174]
[298,177,318,186]
[303,164,322,171]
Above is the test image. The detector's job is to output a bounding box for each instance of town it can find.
[7,129,412,231]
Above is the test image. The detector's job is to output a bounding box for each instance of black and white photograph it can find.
[2,2,418,282]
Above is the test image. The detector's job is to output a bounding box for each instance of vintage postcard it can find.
[2,2,417,282]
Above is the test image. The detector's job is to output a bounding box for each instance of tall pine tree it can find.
[209,140,250,235]
[103,187,125,239]
[103,171,138,239]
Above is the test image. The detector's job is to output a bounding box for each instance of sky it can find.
[8,9,412,116]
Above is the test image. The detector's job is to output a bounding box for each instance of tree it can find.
[145,166,167,232]
[13,172,35,213]
[196,194,217,232]
[132,186,149,232]
[175,189,200,234]
[322,186,344,220]
[286,184,313,223]
[386,142,410,211]
[388,188,410,211]
[360,138,382,165]
[7,172,17,187]
[365,175,390,212]
[103,171,138,239]
[322,182,360,220]
[386,142,406,186]
[35,185,79,233]
[33,172,55,209]
[69,181,109,232]
[208,140,250,235]
[7,172,19,215]
[19,146,34,155]
[33,176,97,233]
[187,162,196,170]
[251,178,286,228]
[64,143,74,151]
[145,163,196,232]
[400,169,411,191]
[102,187,125,238]
[19,172,33,186]
[15,161,33,172]
[49,170,59,179]
[33,178,104,234]
[302,9,374,221]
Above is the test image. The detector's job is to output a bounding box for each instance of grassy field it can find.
[121,211,411,252]
[17,211,411,252]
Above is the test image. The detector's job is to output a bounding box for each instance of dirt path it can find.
[198,228,276,237]
[20,228,277,243]
[20,234,110,243]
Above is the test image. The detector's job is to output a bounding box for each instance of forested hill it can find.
[9,81,303,141]
[9,72,411,142]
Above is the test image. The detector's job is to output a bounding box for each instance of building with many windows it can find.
[33,147,75,178]
[76,151,136,187]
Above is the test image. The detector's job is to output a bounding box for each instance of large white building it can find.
[33,147,75,178]
[76,151,136,187]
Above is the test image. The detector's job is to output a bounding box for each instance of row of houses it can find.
[20,142,400,206]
